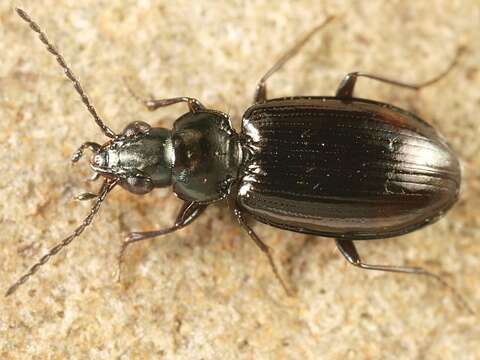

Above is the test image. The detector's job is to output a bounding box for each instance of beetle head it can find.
[73,121,174,195]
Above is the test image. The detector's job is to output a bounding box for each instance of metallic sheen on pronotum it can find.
[8,8,472,313]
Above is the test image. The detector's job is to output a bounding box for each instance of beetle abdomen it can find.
[238,97,461,239]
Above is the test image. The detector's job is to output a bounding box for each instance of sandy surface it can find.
[1,1,479,359]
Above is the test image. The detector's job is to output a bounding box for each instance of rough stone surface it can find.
[1,1,479,359]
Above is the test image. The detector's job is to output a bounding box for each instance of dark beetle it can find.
[8,9,471,312]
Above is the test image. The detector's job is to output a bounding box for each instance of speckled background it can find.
[1,1,479,359]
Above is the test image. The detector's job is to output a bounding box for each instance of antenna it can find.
[16,8,117,138]
[5,180,117,296]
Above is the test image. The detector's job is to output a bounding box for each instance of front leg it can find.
[141,97,205,113]
[124,79,205,113]
[117,201,207,281]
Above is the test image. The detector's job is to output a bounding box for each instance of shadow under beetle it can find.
[8,8,472,313]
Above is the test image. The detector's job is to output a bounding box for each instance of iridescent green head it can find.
[87,121,175,194]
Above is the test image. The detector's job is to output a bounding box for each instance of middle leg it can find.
[232,205,292,295]
[253,16,335,103]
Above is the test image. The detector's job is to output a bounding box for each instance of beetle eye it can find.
[121,176,153,195]
[122,121,151,137]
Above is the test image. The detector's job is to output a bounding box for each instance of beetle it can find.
[7,8,472,313]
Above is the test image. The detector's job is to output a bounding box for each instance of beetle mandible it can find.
[7,8,471,313]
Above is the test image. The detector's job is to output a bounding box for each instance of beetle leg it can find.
[335,239,474,314]
[74,192,99,201]
[117,202,207,281]
[89,172,101,182]
[141,97,205,113]
[336,47,463,98]
[253,16,336,103]
[232,206,292,296]
[123,80,205,113]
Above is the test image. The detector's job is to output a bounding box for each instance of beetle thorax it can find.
[170,111,241,203]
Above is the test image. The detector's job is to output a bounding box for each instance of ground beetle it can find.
[7,9,472,313]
